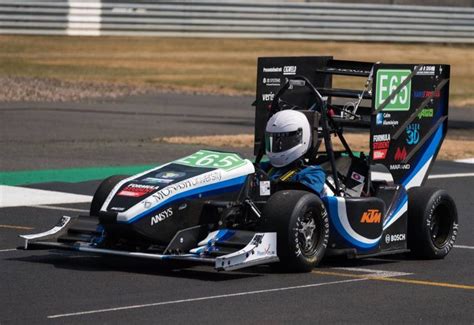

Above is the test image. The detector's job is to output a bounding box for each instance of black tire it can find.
[90,175,128,216]
[407,187,458,259]
[260,190,329,272]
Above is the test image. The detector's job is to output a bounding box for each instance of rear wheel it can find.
[407,187,458,259]
[90,175,128,216]
[260,190,329,272]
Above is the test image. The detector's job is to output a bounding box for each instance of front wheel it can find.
[260,190,329,272]
[407,187,458,259]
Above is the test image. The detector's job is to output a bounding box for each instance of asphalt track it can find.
[0,94,473,324]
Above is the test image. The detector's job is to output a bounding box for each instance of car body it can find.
[21,57,458,272]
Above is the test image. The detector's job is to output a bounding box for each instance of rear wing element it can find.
[254,57,450,188]
[371,64,449,189]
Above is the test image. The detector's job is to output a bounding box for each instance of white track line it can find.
[0,185,92,208]
[428,173,474,179]
[0,248,17,253]
[48,278,365,319]
[454,245,474,250]
[454,158,474,164]
[30,205,89,213]
[332,267,412,278]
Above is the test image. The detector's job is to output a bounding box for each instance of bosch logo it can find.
[385,233,406,244]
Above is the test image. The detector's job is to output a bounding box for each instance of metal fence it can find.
[1,0,473,43]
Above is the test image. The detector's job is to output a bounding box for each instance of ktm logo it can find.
[394,147,407,161]
[360,209,382,223]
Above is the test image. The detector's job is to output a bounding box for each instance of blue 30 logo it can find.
[406,123,420,145]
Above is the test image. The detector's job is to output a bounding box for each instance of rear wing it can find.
[254,57,450,188]
[371,63,449,189]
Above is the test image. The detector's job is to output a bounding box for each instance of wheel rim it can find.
[430,203,453,249]
[296,209,320,257]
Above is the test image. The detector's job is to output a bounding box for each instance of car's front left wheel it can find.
[260,190,329,272]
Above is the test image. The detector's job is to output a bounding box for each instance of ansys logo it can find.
[375,69,412,111]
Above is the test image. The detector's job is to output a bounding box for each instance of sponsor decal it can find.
[375,69,412,111]
[360,209,382,224]
[142,172,186,184]
[118,184,158,197]
[262,92,275,102]
[373,141,389,150]
[417,108,434,119]
[385,233,406,244]
[413,90,440,99]
[263,66,282,73]
[416,65,435,76]
[373,149,387,160]
[283,65,297,75]
[151,207,173,225]
[394,147,407,161]
[350,171,365,184]
[176,150,247,172]
[144,171,222,206]
[376,112,384,125]
[373,134,390,142]
[157,171,186,179]
[259,180,271,196]
[372,134,390,160]
[406,123,420,145]
[376,112,399,126]
[262,77,281,87]
[256,243,275,257]
[389,163,411,170]
[142,177,171,184]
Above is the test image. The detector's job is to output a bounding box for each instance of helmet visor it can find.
[265,128,303,153]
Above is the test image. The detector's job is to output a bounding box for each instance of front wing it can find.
[19,216,279,271]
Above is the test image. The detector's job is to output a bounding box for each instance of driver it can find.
[262,110,326,196]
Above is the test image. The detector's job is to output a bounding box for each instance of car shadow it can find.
[7,251,263,281]
[9,249,410,280]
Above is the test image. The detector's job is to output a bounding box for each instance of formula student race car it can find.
[20,57,458,272]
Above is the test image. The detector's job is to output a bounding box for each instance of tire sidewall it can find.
[420,193,458,258]
[408,187,458,259]
[288,195,329,270]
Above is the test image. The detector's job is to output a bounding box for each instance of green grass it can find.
[0,165,156,186]
[1,35,472,106]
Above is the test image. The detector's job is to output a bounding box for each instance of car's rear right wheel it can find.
[407,187,458,259]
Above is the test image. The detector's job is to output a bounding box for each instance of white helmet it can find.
[265,110,312,167]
